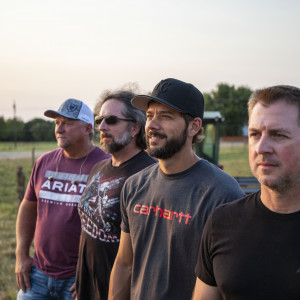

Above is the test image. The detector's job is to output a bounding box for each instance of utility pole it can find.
[13,100,17,149]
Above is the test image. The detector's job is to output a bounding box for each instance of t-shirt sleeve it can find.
[120,181,130,233]
[195,214,217,286]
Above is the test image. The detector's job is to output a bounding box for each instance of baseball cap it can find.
[44,99,94,127]
[131,78,204,119]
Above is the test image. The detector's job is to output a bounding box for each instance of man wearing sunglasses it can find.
[75,90,156,300]
[108,78,245,300]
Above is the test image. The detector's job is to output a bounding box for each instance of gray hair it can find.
[96,90,147,149]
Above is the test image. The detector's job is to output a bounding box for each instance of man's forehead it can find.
[147,101,179,114]
[249,102,299,130]
[55,115,76,122]
[100,98,125,113]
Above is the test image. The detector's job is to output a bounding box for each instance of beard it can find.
[57,138,70,149]
[252,157,299,193]
[146,126,188,159]
[259,173,297,193]
[100,130,133,154]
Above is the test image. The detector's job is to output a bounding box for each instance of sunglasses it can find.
[95,115,135,125]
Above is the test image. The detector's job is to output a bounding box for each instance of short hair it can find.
[96,90,147,149]
[182,113,205,144]
[79,120,94,141]
[248,85,300,124]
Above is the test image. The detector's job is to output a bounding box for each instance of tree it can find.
[0,116,9,141]
[5,117,25,141]
[27,118,55,141]
[204,83,252,136]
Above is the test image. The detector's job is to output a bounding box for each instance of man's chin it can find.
[58,142,69,149]
[258,174,288,192]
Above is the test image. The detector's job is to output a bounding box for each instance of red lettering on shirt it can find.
[133,204,192,225]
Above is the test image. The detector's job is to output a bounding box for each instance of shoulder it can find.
[123,163,159,186]
[197,160,245,195]
[35,148,61,164]
[89,156,112,174]
[133,151,157,164]
[210,191,258,220]
[90,146,111,161]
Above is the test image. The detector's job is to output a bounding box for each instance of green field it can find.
[0,141,251,299]
[220,142,252,177]
[0,142,58,152]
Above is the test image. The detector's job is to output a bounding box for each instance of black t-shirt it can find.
[76,151,156,300]
[196,191,300,300]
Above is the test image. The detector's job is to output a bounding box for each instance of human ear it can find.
[189,118,202,138]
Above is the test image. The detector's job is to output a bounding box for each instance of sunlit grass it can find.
[219,142,252,177]
[0,141,57,152]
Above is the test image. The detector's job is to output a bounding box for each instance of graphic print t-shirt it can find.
[76,151,156,300]
[78,151,156,243]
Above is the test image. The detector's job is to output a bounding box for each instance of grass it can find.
[219,142,252,177]
[0,158,33,300]
[0,141,57,152]
[0,141,251,299]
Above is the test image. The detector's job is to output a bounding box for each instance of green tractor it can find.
[193,111,224,168]
[194,111,260,194]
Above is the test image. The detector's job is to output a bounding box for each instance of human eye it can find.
[65,120,74,126]
[248,131,260,139]
[146,113,153,120]
[272,132,287,140]
[161,114,172,119]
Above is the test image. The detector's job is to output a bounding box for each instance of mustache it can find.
[100,133,113,139]
[147,130,167,139]
[256,158,278,165]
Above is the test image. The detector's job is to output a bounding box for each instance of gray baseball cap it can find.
[44,99,94,127]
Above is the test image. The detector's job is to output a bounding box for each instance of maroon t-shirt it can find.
[25,147,110,279]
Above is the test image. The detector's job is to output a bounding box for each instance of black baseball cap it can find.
[131,78,204,119]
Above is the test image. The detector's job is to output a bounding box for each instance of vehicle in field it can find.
[194,111,260,194]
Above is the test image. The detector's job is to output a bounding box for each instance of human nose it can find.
[98,119,108,131]
[55,123,64,133]
[255,134,273,154]
[146,114,161,130]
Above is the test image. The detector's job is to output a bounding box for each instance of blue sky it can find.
[1,0,300,121]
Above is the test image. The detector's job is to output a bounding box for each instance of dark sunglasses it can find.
[95,115,135,125]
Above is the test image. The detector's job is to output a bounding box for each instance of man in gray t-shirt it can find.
[108,78,245,300]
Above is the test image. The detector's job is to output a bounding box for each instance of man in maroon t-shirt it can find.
[15,99,110,299]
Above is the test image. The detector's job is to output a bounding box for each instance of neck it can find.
[111,143,142,167]
[63,142,94,159]
[158,146,200,175]
[261,185,300,213]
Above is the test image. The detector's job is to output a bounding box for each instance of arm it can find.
[15,199,37,292]
[192,278,222,300]
[108,231,133,300]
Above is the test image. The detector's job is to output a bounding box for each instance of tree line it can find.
[0,83,252,141]
[203,83,252,136]
[0,117,56,142]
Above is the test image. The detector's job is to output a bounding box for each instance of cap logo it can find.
[67,103,79,113]
[154,80,171,94]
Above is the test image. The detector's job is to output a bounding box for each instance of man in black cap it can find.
[15,99,110,299]
[108,78,245,300]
